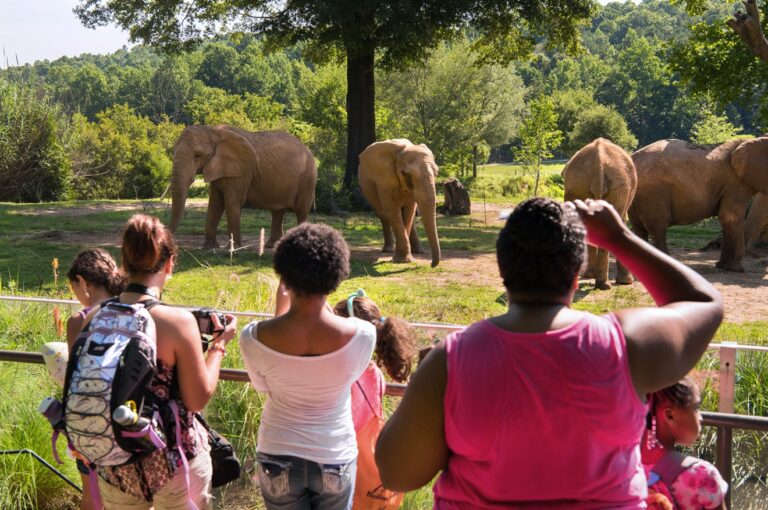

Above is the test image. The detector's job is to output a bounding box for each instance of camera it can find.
[191,308,229,338]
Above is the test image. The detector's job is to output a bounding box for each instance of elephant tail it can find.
[588,157,607,200]
[294,152,318,218]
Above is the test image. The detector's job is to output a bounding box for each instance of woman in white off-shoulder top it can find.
[239,223,375,510]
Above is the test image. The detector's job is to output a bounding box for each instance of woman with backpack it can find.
[79,214,238,509]
[376,198,724,509]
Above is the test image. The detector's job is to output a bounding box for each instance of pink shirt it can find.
[434,313,647,509]
[352,361,385,431]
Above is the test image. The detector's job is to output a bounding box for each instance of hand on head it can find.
[567,199,630,249]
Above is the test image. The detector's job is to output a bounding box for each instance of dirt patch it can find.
[21,201,768,324]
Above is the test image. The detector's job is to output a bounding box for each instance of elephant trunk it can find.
[419,192,441,267]
[169,154,194,233]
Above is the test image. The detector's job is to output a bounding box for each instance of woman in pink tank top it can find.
[376,198,724,509]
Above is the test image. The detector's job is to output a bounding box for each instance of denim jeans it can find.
[256,452,356,510]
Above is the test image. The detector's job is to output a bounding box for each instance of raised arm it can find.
[375,340,449,492]
[572,199,724,397]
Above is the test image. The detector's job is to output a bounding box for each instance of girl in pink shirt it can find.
[643,378,728,510]
[376,198,724,509]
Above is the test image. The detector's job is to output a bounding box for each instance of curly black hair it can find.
[496,197,586,296]
[273,223,350,297]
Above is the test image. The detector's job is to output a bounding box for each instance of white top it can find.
[239,318,376,464]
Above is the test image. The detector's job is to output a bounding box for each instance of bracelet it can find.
[208,344,227,357]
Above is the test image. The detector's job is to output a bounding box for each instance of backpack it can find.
[61,299,167,467]
[646,450,698,510]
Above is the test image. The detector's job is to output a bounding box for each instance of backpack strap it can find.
[652,449,698,486]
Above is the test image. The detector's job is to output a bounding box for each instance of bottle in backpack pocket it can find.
[39,397,64,428]
[113,405,167,451]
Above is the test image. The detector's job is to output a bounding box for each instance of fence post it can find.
[716,342,737,509]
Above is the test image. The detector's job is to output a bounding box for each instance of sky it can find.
[0,1,131,66]
[0,0,621,67]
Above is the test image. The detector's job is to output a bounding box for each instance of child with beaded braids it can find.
[642,377,728,510]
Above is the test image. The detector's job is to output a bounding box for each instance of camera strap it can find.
[124,283,159,299]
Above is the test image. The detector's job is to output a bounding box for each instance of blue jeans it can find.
[256,452,356,510]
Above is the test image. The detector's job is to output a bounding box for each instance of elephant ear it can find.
[202,132,257,183]
[732,138,768,194]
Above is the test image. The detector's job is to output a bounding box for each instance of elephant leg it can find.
[204,187,225,249]
[403,202,423,254]
[594,248,611,290]
[583,245,598,279]
[716,200,746,272]
[267,209,287,248]
[615,259,634,285]
[382,197,412,263]
[649,228,669,254]
[380,215,395,253]
[223,191,244,249]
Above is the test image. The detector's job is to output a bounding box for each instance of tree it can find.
[690,109,744,144]
[514,96,563,196]
[670,0,768,127]
[379,38,527,178]
[570,104,638,153]
[75,0,595,190]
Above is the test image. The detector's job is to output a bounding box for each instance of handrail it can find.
[1,349,766,506]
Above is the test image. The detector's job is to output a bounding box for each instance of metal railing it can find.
[2,349,767,507]
[2,295,768,506]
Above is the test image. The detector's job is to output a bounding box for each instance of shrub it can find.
[0,80,71,202]
[68,105,183,199]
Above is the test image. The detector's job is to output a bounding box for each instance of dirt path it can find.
[22,201,768,323]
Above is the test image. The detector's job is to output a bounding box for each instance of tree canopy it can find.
[75,0,596,188]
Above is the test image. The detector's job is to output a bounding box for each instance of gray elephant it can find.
[745,192,768,253]
[563,138,637,289]
[169,125,317,249]
[358,139,441,267]
[629,137,768,272]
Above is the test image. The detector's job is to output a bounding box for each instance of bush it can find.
[0,80,71,202]
[68,105,183,199]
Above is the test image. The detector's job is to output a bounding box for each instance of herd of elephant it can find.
[167,124,768,285]
[563,137,768,289]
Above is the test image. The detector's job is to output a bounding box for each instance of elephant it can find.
[745,192,768,253]
[629,137,768,272]
[169,125,317,249]
[562,138,637,290]
[358,139,441,267]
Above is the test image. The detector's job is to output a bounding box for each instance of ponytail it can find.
[67,248,126,296]
[334,294,417,382]
[121,214,177,275]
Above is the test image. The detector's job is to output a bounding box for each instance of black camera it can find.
[191,308,229,338]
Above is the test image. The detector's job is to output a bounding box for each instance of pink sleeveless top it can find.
[434,313,647,509]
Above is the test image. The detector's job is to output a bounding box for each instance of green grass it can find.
[0,195,767,508]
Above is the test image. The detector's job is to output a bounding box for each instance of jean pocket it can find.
[257,453,291,498]
[320,462,353,494]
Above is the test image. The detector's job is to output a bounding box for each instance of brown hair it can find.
[121,214,178,275]
[334,296,416,382]
[67,248,126,296]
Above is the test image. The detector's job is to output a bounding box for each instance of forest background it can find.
[0,0,760,209]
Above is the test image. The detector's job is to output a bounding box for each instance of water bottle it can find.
[113,405,165,451]
[39,397,64,428]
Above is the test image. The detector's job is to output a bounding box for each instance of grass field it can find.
[1,162,767,508]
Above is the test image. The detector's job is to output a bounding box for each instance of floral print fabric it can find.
[669,460,728,510]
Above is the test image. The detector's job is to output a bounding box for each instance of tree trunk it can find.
[727,0,768,63]
[344,50,376,190]
[472,144,478,178]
